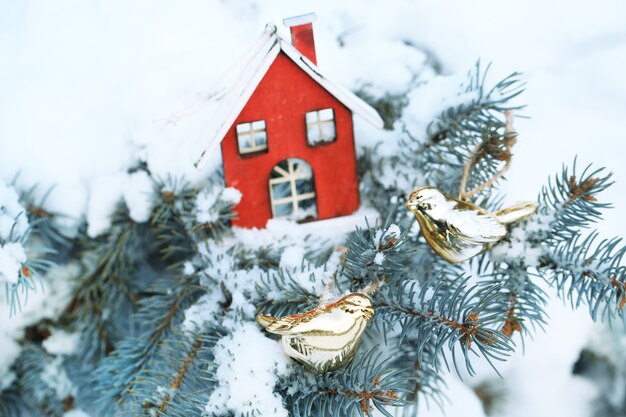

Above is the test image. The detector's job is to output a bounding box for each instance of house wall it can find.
[221,51,360,228]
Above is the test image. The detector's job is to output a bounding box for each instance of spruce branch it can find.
[400,61,525,204]
[544,232,626,324]
[540,160,613,241]
[375,277,513,376]
[89,276,204,415]
[151,176,198,262]
[64,206,145,358]
[12,344,74,417]
[255,268,321,317]
[0,387,25,417]
[284,348,409,417]
[343,221,408,292]
[19,184,74,254]
[139,326,227,417]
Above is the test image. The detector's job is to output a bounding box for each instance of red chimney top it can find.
[283,13,317,65]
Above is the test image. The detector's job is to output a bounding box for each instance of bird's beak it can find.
[406,199,419,213]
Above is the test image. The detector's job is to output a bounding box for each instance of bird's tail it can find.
[256,313,276,329]
[495,201,538,224]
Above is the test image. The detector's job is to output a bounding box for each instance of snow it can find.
[195,188,222,224]
[42,328,80,356]
[274,245,344,301]
[231,206,379,252]
[490,212,554,267]
[181,292,221,335]
[279,246,305,269]
[1,0,625,415]
[0,339,19,390]
[205,322,290,417]
[373,251,386,266]
[85,174,124,237]
[221,187,242,205]
[86,172,154,237]
[401,74,477,140]
[0,181,30,286]
[195,187,241,224]
[63,410,92,417]
[417,374,486,417]
[0,263,79,390]
[122,171,153,223]
[39,356,76,400]
[0,242,27,285]
[373,224,401,249]
[0,182,29,241]
[182,261,195,276]
[193,242,263,321]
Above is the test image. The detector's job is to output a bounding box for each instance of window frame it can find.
[236,120,268,156]
[268,158,317,221]
[305,108,337,146]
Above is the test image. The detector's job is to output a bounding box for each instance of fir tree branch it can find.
[400,61,525,204]
[64,207,145,358]
[284,348,409,417]
[376,277,513,376]
[543,232,626,323]
[540,160,613,241]
[89,276,204,415]
[156,338,203,414]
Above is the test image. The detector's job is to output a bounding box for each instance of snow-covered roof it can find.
[194,24,384,168]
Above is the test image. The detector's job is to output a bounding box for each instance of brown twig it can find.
[158,338,203,412]
[318,373,399,417]
[568,176,599,203]
[500,294,522,337]
[378,303,491,348]
[458,111,516,200]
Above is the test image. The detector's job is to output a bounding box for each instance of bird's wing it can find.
[263,308,324,335]
[265,309,354,336]
[448,207,507,244]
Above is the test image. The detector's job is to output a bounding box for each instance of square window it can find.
[236,120,267,155]
[305,108,336,146]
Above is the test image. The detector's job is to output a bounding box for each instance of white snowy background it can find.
[1,0,626,416]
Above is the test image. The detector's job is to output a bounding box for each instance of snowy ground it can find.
[1,0,626,416]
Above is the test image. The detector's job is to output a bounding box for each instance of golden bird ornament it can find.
[256,293,374,374]
[406,186,537,264]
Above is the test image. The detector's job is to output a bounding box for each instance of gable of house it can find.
[193,25,384,169]
[221,51,360,227]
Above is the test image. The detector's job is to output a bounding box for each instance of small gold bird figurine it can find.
[406,186,537,264]
[256,293,374,374]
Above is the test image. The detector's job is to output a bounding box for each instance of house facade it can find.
[195,14,384,228]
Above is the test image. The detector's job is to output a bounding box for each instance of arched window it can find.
[269,158,317,222]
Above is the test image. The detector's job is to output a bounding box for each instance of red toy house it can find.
[195,13,384,228]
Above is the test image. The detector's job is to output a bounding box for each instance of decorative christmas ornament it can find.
[256,293,374,373]
[406,186,537,263]
[192,13,384,229]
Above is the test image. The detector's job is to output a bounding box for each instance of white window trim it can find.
[237,121,268,154]
[269,159,316,219]
[306,109,336,145]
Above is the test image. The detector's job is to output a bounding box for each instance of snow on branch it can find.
[0,181,45,314]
